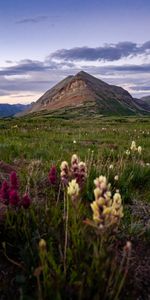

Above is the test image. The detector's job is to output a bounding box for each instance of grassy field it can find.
[0,115,150,299]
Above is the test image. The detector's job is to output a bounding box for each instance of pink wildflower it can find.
[0,180,10,204]
[9,190,20,206]
[22,193,31,209]
[48,166,57,185]
[10,171,19,190]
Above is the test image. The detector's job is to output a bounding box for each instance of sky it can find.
[0,0,150,104]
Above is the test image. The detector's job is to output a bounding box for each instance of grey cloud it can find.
[0,61,46,76]
[0,59,75,77]
[108,64,150,72]
[16,16,48,24]
[130,85,150,91]
[50,41,150,62]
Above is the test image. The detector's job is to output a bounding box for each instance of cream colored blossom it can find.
[109,164,114,170]
[60,161,69,171]
[91,177,123,228]
[125,150,130,156]
[94,175,107,190]
[39,239,46,251]
[67,179,80,198]
[137,146,142,154]
[114,175,119,181]
[130,141,137,152]
[71,154,79,165]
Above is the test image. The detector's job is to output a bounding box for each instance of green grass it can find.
[0,115,150,299]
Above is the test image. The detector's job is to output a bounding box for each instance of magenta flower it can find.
[22,193,31,209]
[48,166,57,185]
[10,171,19,190]
[9,190,20,206]
[0,180,10,204]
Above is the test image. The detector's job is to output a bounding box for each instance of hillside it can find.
[141,95,150,105]
[0,103,31,117]
[21,71,150,116]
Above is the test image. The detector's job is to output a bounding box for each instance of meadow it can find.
[0,115,150,299]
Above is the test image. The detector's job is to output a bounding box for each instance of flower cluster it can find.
[67,179,80,201]
[131,141,142,154]
[60,154,87,188]
[91,176,123,228]
[0,171,31,209]
[125,141,142,156]
[48,166,57,185]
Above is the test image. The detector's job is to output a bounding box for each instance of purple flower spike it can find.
[9,190,20,206]
[0,180,10,204]
[49,166,57,185]
[22,193,31,209]
[10,171,19,190]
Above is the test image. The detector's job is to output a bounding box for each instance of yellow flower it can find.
[67,179,80,197]
[103,207,112,215]
[130,141,137,152]
[125,150,130,156]
[39,239,46,251]
[94,187,102,200]
[137,146,142,154]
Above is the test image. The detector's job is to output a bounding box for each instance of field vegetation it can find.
[0,115,150,299]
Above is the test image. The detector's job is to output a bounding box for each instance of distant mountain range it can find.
[0,103,31,117]
[1,71,150,118]
[140,95,150,106]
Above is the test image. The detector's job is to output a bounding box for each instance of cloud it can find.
[130,85,150,91]
[0,59,75,77]
[1,41,150,103]
[16,16,48,24]
[108,63,150,72]
[0,60,55,76]
[50,41,150,62]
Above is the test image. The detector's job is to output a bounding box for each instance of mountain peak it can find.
[75,70,89,76]
[22,71,150,116]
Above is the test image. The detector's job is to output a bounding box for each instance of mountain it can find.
[21,71,150,116]
[0,103,31,117]
[140,95,150,106]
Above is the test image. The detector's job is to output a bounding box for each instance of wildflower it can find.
[125,150,130,156]
[124,241,132,253]
[22,193,31,209]
[91,176,123,228]
[39,239,46,251]
[71,154,79,178]
[71,154,79,165]
[130,141,137,152]
[94,175,107,191]
[114,175,119,181]
[60,161,69,185]
[73,140,77,144]
[76,161,87,187]
[0,180,10,204]
[67,179,80,200]
[109,164,114,170]
[137,146,142,154]
[10,171,19,190]
[48,166,57,185]
[9,190,20,206]
[112,191,124,220]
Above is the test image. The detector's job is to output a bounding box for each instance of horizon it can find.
[0,0,150,104]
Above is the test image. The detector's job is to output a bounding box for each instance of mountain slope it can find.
[23,71,150,116]
[0,104,31,117]
[140,95,150,105]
